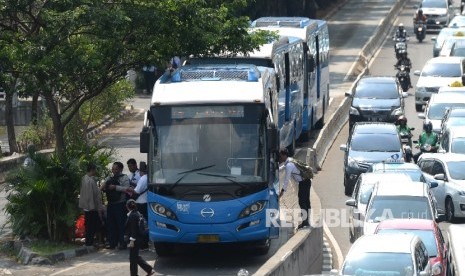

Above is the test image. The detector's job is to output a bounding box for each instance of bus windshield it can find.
[149,105,268,187]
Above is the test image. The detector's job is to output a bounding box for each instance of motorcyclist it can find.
[413,121,438,163]
[413,9,427,24]
[396,115,413,161]
[394,23,408,40]
[395,52,413,88]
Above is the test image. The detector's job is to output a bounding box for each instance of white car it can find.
[421,0,454,30]
[439,106,465,135]
[418,92,465,133]
[339,234,432,275]
[418,153,465,222]
[345,173,412,243]
[414,57,465,112]
[363,179,441,236]
[439,125,465,154]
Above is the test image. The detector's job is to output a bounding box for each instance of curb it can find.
[86,105,133,140]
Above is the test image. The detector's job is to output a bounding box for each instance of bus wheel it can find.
[154,242,174,257]
[252,239,270,255]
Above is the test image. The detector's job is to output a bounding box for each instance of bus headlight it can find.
[239,201,266,218]
[432,262,442,275]
[151,203,178,221]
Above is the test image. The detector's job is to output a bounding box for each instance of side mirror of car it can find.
[345,198,357,207]
[345,92,353,97]
[418,113,426,119]
[434,173,446,181]
[431,37,437,41]
[410,127,415,131]
[340,144,348,152]
[436,213,447,223]
[429,181,439,189]
[414,70,421,76]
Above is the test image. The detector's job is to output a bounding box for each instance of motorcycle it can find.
[413,140,438,163]
[399,127,414,163]
[395,64,411,92]
[414,21,426,42]
[393,36,408,60]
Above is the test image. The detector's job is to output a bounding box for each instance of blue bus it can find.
[252,17,331,137]
[140,64,281,256]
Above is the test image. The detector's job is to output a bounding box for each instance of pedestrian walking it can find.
[278,148,312,229]
[125,199,154,276]
[127,162,149,249]
[78,164,104,247]
[100,161,130,250]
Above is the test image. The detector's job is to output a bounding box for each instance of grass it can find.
[0,126,5,135]
[30,240,79,255]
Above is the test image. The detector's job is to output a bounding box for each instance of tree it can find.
[0,0,271,158]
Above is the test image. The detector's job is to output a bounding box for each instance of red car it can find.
[375,219,448,276]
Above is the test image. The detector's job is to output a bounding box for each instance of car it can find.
[340,122,403,196]
[346,76,406,129]
[438,86,465,94]
[420,0,454,30]
[432,27,465,57]
[448,15,465,28]
[367,160,428,182]
[414,57,465,112]
[449,39,465,57]
[345,173,413,243]
[417,153,465,222]
[375,219,449,276]
[438,36,465,57]
[339,234,432,276]
[418,92,465,133]
[439,126,465,154]
[363,179,442,235]
[439,106,465,135]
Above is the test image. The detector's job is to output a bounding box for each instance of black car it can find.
[340,122,403,196]
[346,77,407,130]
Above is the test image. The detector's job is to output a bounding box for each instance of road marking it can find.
[49,251,112,276]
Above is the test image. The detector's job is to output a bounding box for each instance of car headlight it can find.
[347,156,359,169]
[416,87,427,93]
[150,203,178,220]
[239,200,266,218]
[391,107,403,116]
[349,106,360,115]
[432,262,442,275]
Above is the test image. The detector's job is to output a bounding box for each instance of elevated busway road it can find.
[0,0,404,275]
[315,0,465,270]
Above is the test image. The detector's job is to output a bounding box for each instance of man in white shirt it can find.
[127,158,141,188]
[128,162,149,249]
[278,148,311,229]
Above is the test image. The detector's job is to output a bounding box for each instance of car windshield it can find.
[351,133,401,152]
[451,138,465,154]
[447,161,465,180]
[379,169,424,182]
[359,183,375,204]
[427,103,465,119]
[452,47,465,57]
[355,82,399,99]
[342,252,414,276]
[368,196,433,221]
[422,0,447,8]
[377,229,438,257]
[421,63,462,78]
[448,117,465,127]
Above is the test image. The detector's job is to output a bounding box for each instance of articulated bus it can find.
[140,64,281,256]
[447,224,465,276]
[188,35,306,155]
[251,17,330,135]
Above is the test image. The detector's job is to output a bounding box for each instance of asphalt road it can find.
[313,0,465,267]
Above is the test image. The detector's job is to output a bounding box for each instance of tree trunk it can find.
[31,93,39,125]
[5,91,18,153]
[43,92,65,158]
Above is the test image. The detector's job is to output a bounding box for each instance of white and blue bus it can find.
[140,64,281,256]
[251,17,330,135]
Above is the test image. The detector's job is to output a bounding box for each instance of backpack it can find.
[289,158,314,180]
[137,212,149,237]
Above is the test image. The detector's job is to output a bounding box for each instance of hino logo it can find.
[203,194,211,202]
[200,208,215,218]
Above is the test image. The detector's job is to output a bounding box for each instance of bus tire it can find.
[154,242,174,257]
[252,239,270,255]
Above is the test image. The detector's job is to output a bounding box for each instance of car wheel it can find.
[349,226,355,243]
[445,197,455,223]
[415,104,423,112]
[344,174,352,196]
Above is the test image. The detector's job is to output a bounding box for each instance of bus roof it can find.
[151,64,271,105]
[251,17,321,43]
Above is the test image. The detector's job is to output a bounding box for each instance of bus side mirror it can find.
[267,124,279,152]
[140,126,150,153]
[308,56,315,73]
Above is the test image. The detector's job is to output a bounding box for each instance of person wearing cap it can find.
[125,199,154,276]
[278,148,311,229]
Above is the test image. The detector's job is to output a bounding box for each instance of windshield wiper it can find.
[169,164,216,191]
[197,172,247,188]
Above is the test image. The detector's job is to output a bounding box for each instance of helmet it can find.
[423,121,433,132]
[399,23,404,27]
[397,115,407,124]
[418,9,423,15]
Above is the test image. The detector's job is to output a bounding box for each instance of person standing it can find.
[79,164,104,247]
[101,162,130,250]
[125,199,154,276]
[127,158,141,189]
[278,148,312,229]
[127,162,149,249]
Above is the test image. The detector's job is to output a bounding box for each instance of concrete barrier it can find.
[255,0,408,275]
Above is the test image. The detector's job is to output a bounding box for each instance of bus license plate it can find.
[197,235,220,243]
